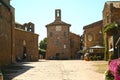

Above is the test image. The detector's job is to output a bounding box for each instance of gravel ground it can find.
[11,60,107,80]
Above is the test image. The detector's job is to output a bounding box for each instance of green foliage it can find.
[117,65,120,75]
[109,52,114,61]
[104,33,108,60]
[104,22,117,32]
[89,55,101,60]
[39,37,47,50]
[103,22,119,60]
[105,70,114,80]
[39,37,47,56]
[39,49,46,55]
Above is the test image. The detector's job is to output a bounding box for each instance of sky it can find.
[10,0,119,42]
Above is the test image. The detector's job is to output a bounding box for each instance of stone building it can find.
[0,0,15,64]
[83,20,104,59]
[46,9,81,59]
[0,0,39,64]
[15,22,39,61]
[70,32,81,59]
[103,1,120,59]
[46,9,71,59]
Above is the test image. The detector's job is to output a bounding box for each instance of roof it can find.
[46,20,71,27]
[83,20,102,29]
[105,1,120,8]
[70,32,80,37]
[15,22,23,26]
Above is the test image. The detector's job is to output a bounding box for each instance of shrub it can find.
[104,70,114,80]
[106,59,120,80]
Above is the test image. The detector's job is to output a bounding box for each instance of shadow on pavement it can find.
[2,62,34,80]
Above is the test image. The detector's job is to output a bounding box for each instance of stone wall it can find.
[103,1,120,59]
[0,0,39,64]
[103,2,120,27]
[15,28,39,61]
[70,32,80,59]
[46,25,71,59]
[83,20,103,48]
[0,0,14,64]
[46,9,71,59]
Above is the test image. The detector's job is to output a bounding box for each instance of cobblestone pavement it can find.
[11,60,107,80]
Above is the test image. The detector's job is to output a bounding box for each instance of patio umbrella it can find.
[89,45,105,49]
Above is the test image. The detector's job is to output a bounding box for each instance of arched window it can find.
[57,10,60,17]
[23,40,26,46]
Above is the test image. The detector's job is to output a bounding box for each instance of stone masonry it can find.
[46,9,71,59]
[15,22,39,61]
[83,20,104,58]
[0,0,15,64]
[46,9,81,59]
[0,0,39,65]
[103,1,120,59]
[83,20,103,48]
[70,32,81,59]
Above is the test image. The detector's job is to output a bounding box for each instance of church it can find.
[46,9,81,59]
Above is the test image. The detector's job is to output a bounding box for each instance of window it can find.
[25,27,27,31]
[56,26,61,31]
[55,39,59,45]
[64,44,66,49]
[23,40,26,46]
[29,26,32,32]
[50,32,53,37]
[64,32,67,37]
[70,39,74,48]
[87,34,93,41]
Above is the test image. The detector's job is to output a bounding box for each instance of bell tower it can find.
[55,9,61,21]
[46,9,71,60]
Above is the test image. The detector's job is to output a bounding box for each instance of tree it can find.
[39,38,47,58]
[39,37,47,50]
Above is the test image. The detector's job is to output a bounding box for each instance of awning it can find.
[89,45,105,49]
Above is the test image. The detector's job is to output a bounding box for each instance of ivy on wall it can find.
[103,22,119,60]
[104,22,118,32]
[104,32,108,60]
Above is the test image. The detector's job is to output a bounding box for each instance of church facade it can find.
[46,9,81,59]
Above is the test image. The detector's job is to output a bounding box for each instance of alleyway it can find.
[10,60,107,80]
